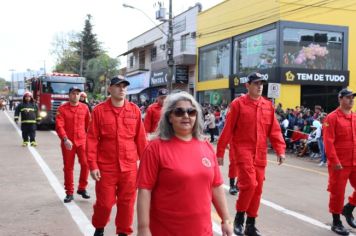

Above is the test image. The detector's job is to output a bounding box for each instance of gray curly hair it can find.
[153,91,205,140]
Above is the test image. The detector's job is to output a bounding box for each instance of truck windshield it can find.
[42,82,85,94]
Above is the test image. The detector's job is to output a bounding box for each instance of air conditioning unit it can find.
[190,32,196,38]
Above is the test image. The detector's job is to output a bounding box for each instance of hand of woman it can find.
[221,220,233,236]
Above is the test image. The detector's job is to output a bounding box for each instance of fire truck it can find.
[29,73,87,128]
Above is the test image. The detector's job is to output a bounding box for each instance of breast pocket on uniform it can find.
[124,118,137,136]
[100,119,115,137]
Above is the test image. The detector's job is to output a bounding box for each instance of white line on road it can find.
[223,184,356,236]
[4,111,94,236]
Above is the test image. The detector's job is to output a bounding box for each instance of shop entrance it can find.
[301,85,342,113]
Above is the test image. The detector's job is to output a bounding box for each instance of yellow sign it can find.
[285,71,295,82]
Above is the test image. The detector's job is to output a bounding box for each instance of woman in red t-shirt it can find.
[137,92,233,236]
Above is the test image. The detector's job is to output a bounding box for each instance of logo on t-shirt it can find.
[202,157,212,168]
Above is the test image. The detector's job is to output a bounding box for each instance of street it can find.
[0,110,355,236]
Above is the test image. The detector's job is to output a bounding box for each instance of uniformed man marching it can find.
[324,88,356,236]
[217,72,286,236]
[14,92,40,147]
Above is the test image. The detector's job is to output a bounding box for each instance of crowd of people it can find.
[7,71,356,236]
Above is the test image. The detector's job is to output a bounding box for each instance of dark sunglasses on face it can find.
[172,107,197,117]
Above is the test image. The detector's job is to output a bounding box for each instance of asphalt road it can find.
[0,110,355,236]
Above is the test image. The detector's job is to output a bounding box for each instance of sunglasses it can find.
[171,107,197,117]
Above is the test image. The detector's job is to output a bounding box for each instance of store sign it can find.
[229,68,278,88]
[150,68,168,86]
[280,68,349,86]
[175,66,189,84]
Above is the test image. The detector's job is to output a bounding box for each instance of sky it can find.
[0,0,223,81]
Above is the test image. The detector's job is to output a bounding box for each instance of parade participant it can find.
[14,92,40,147]
[216,72,286,236]
[137,91,233,236]
[55,86,91,203]
[79,91,92,112]
[143,88,168,136]
[323,88,356,236]
[87,75,147,236]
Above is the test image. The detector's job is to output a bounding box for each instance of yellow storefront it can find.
[196,0,356,111]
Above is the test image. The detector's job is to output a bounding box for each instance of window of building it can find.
[139,50,145,69]
[282,28,343,70]
[129,56,134,68]
[181,33,189,52]
[198,40,231,82]
[150,47,157,61]
[233,29,277,75]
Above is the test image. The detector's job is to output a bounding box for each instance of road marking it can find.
[4,111,94,236]
[223,184,356,236]
[268,159,328,176]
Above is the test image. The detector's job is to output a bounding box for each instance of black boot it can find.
[77,189,91,199]
[229,178,238,195]
[63,194,74,203]
[233,211,245,235]
[342,203,356,228]
[244,217,262,236]
[94,228,104,236]
[332,214,349,235]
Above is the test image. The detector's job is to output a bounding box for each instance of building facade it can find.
[196,0,356,112]
[121,3,202,105]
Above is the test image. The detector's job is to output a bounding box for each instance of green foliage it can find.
[85,54,119,94]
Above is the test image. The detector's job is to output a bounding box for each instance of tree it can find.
[85,54,119,95]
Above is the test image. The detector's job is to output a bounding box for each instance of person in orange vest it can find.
[87,76,148,236]
[55,86,91,203]
[144,88,168,135]
[216,72,286,236]
[323,88,356,236]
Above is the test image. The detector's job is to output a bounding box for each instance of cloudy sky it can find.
[0,0,223,81]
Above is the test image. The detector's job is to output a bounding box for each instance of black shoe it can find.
[342,203,356,228]
[63,194,74,203]
[94,228,104,236]
[233,212,245,235]
[77,190,90,199]
[229,186,238,195]
[117,234,127,236]
[331,222,349,235]
[244,223,262,236]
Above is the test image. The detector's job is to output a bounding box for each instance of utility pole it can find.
[9,69,15,95]
[166,0,174,93]
[80,39,84,76]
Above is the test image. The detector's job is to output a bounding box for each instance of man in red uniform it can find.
[144,88,168,135]
[324,88,356,236]
[217,72,286,236]
[55,86,91,203]
[87,76,148,236]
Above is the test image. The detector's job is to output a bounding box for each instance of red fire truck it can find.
[30,73,87,128]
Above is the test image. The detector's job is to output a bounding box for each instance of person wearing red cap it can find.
[87,76,148,236]
[14,92,40,147]
[324,88,356,236]
[216,72,286,236]
[55,86,91,203]
[144,88,168,136]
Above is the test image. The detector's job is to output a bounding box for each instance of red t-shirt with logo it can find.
[137,136,223,235]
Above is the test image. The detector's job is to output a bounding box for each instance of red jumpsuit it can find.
[55,102,90,195]
[323,108,356,214]
[217,95,285,217]
[144,102,162,133]
[86,99,147,234]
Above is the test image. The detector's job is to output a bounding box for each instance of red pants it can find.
[228,148,237,178]
[236,164,265,217]
[61,144,89,195]
[328,166,356,214]
[92,170,137,234]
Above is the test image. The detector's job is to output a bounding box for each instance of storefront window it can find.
[234,29,277,75]
[283,28,343,70]
[198,40,230,81]
[197,89,231,106]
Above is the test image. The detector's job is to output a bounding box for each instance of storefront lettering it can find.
[296,73,345,82]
